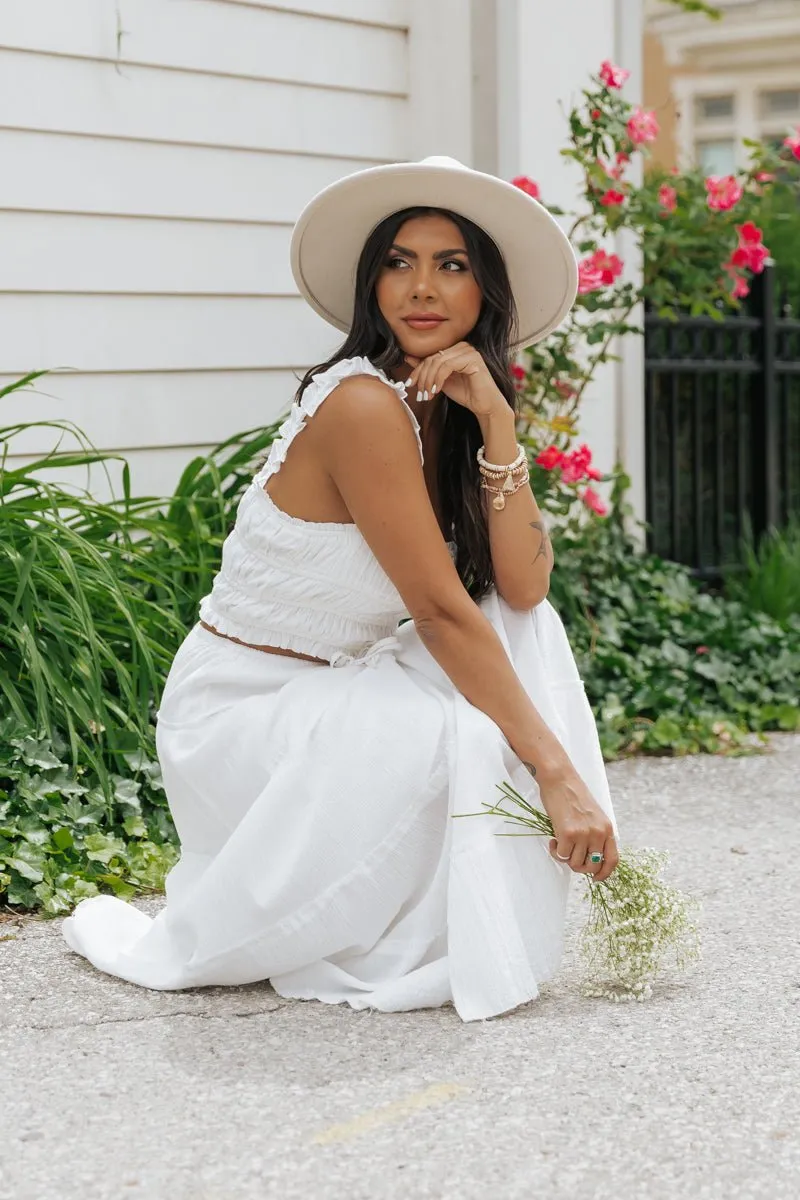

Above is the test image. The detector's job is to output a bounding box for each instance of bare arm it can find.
[315,375,618,881]
[314,376,567,780]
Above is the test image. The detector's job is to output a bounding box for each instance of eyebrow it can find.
[390,244,469,260]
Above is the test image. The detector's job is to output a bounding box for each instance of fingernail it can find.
[422,390,429,402]
[404,377,413,386]
[430,384,438,396]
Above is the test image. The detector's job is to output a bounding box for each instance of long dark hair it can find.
[294,206,519,602]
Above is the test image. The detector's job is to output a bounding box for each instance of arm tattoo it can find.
[522,760,537,779]
[529,520,552,566]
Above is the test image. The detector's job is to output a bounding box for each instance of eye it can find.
[386,256,410,269]
[441,259,467,272]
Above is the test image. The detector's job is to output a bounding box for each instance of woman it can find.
[63,156,620,1023]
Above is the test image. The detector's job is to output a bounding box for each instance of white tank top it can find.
[198,356,457,664]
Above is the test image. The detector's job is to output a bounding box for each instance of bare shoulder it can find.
[311,373,471,626]
[310,372,413,435]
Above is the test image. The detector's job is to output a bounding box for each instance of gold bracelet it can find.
[480,467,530,510]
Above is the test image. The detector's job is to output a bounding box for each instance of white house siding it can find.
[0,0,413,496]
[0,0,644,512]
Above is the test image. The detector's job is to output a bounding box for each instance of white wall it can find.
[0,0,414,495]
[0,0,644,512]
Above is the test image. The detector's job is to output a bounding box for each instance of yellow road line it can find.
[312,1082,473,1146]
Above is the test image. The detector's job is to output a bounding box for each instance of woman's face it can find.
[374,214,483,358]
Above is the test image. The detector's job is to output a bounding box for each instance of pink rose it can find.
[577,262,605,295]
[511,364,527,389]
[536,446,565,471]
[737,221,763,245]
[588,249,624,285]
[554,380,576,400]
[561,444,593,484]
[512,175,540,199]
[730,275,750,300]
[705,175,743,212]
[783,129,800,161]
[626,107,659,146]
[658,184,677,213]
[599,60,630,89]
[729,222,770,274]
[582,487,608,517]
[731,244,769,274]
[577,250,624,294]
[600,188,626,207]
[696,646,709,656]
[755,171,775,183]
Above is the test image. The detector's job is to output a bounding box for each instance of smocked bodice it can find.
[198,356,456,664]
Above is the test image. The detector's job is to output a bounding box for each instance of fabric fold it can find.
[62,593,617,1023]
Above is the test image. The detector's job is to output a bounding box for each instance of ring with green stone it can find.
[588,852,604,864]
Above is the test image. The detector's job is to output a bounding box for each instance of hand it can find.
[404,342,506,420]
[535,767,619,884]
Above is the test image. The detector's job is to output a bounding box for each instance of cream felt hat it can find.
[290,155,578,351]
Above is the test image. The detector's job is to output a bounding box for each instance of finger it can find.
[585,844,606,879]
[416,356,437,401]
[403,356,422,388]
[430,350,465,396]
[420,354,447,402]
[429,349,465,397]
[593,834,619,884]
[570,838,590,873]
[549,837,575,865]
[431,349,480,397]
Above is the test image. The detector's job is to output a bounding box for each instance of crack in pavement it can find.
[12,1006,285,1032]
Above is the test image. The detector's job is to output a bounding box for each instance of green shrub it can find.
[0,721,178,915]
[723,516,800,626]
[548,475,800,758]
[1,373,279,778]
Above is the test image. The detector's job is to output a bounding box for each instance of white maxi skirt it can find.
[62,592,619,1023]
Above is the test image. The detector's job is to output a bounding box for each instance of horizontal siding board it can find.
[0,1,407,95]
[208,0,409,27]
[0,51,408,160]
[0,369,304,453]
[0,132,384,220]
[1,213,296,295]
[0,295,341,373]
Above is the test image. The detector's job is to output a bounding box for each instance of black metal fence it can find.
[645,266,800,579]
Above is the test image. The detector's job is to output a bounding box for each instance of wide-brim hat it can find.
[290,155,578,352]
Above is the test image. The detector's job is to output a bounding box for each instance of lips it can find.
[404,315,446,330]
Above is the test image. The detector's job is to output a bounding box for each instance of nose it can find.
[409,262,438,302]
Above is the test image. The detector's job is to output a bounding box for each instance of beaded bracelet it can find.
[476,444,530,510]
[480,468,530,510]
[476,445,527,475]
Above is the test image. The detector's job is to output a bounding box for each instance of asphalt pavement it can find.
[1,734,798,1200]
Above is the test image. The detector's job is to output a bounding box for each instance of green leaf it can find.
[8,856,45,883]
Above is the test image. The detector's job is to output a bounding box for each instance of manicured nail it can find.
[404,376,413,386]
[430,384,438,396]
[422,389,429,402]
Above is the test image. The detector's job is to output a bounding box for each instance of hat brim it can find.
[290,161,578,352]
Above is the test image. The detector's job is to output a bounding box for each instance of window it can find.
[696,139,736,175]
[760,90,800,119]
[695,94,735,123]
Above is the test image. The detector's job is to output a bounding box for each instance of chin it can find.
[396,330,461,357]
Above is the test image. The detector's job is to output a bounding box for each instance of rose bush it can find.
[509,60,800,533]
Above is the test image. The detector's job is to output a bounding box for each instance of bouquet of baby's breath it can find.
[454,780,701,1002]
